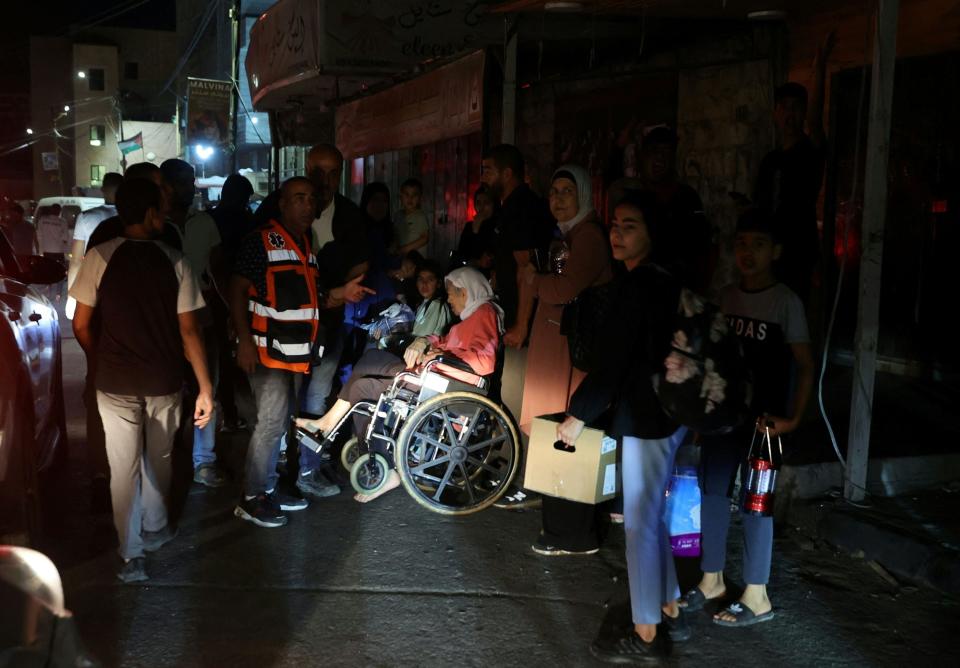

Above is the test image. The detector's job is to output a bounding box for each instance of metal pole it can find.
[501,17,518,145]
[229,0,241,174]
[845,0,899,502]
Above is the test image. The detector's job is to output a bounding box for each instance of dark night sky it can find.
[0,0,175,89]
[9,0,176,36]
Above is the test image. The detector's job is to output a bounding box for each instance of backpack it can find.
[653,289,752,434]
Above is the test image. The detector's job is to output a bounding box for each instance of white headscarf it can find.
[551,164,594,235]
[445,266,504,330]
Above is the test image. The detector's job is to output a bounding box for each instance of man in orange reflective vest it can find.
[229,177,373,527]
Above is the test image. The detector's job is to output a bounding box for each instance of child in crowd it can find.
[389,250,424,308]
[392,178,429,256]
[411,261,452,338]
[679,209,814,627]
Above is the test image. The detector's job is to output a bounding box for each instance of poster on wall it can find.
[186,78,232,146]
[41,151,59,171]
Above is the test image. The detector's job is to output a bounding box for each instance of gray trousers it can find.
[98,390,182,561]
[244,365,303,497]
[622,431,684,625]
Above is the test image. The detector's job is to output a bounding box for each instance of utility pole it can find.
[116,92,127,172]
[230,0,241,173]
[845,0,900,502]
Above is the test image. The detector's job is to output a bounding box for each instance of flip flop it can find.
[678,587,720,612]
[713,602,775,627]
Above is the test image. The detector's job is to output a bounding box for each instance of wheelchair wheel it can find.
[340,436,361,471]
[350,453,391,496]
[395,391,519,516]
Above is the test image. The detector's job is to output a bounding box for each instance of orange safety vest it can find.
[248,219,321,373]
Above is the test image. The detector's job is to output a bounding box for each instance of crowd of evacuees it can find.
[60,44,830,661]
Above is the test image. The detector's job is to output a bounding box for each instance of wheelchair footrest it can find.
[296,428,328,454]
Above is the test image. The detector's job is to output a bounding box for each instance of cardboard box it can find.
[524,414,619,504]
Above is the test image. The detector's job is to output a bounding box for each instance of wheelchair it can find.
[295,356,520,516]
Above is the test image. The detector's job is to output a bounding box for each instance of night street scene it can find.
[2,0,960,666]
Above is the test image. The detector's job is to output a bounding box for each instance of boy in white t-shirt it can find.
[391,177,429,256]
[679,209,814,628]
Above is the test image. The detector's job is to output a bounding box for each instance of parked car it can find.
[0,229,67,546]
[0,546,100,666]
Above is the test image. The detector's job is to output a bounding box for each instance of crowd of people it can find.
[65,65,827,662]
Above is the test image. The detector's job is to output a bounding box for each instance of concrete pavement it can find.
[46,336,960,667]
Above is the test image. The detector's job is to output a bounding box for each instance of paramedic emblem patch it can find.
[268,231,285,249]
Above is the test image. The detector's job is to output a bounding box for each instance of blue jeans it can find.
[622,428,686,625]
[699,427,773,585]
[192,325,219,469]
[244,365,303,497]
[286,328,345,474]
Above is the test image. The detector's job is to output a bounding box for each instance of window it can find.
[89,124,105,147]
[90,164,106,185]
[124,62,139,80]
[88,68,105,91]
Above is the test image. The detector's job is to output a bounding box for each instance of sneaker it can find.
[194,464,228,488]
[296,469,341,499]
[219,418,248,433]
[267,489,308,512]
[589,629,669,664]
[117,557,148,584]
[609,513,625,525]
[492,488,541,510]
[234,494,288,528]
[531,542,599,557]
[142,525,178,553]
[662,610,691,643]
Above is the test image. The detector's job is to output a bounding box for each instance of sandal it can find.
[713,601,775,627]
[678,588,712,612]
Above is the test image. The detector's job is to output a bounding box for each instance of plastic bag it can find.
[360,302,415,339]
[664,465,701,557]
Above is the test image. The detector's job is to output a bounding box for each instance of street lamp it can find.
[26,128,33,135]
[63,105,70,112]
[77,71,86,79]
[194,144,214,177]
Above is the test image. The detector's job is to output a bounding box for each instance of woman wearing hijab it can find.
[297,266,503,501]
[512,165,614,555]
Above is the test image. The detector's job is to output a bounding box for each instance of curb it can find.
[817,508,960,595]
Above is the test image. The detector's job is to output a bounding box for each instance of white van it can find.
[31,196,105,237]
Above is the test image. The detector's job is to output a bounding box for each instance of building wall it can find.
[82,27,180,123]
[677,60,774,291]
[72,44,122,189]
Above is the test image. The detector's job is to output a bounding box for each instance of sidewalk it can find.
[786,485,960,595]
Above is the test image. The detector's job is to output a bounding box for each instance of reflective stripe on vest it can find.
[248,220,320,373]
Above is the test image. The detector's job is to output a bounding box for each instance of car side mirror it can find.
[20,255,66,285]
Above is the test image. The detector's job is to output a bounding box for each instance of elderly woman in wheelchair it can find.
[296,267,520,513]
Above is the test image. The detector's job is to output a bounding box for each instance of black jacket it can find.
[568,263,679,439]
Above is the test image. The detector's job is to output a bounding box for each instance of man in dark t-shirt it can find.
[481,144,555,335]
[70,179,213,584]
[636,126,715,293]
[754,36,833,304]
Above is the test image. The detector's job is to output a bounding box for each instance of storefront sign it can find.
[186,78,233,146]
[335,50,485,159]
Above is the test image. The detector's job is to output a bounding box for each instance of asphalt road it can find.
[41,331,960,667]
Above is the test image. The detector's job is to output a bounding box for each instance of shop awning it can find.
[335,50,487,160]
[245,0,501,123]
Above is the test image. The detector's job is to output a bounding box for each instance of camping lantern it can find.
[741,424,782,517]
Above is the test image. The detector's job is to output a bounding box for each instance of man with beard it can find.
[482,144,555,511]
[70,178,214,582]
[254,144,371,499]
